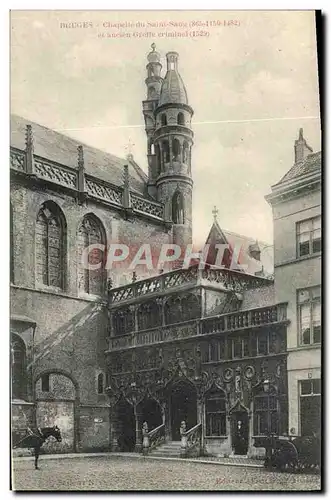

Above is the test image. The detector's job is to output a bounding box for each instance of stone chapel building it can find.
[11,45,290,458]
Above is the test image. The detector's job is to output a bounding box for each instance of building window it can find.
[205,389,226,436]
[177,112,185,125]
[36,202,65,289]
[137,301,161,331]
[161,114,167,126]
[41,374,50,392]
[257,332,269,355]
[229,336,250,359]
[97,373,104,394]
[113,307,134,336]
[253,391,278,436]
[298,287,321,345]
[77,215,106,295]
[300,379,321,436]
[172,191,185,224]
[11,334,26,400]
[297,216,321,257]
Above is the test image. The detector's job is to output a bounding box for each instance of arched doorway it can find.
[230,402,249,455]
[170,381,197,440]
[138,397,163,431]
[115,398,135,452]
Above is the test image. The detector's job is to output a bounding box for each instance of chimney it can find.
[294,128,313,163]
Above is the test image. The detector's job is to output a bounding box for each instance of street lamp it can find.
[263,378,275,468]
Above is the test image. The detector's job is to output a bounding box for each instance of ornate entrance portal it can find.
[230,406,249,455]
[170,381,197,440]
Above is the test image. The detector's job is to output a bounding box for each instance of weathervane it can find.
[212,205,219,222]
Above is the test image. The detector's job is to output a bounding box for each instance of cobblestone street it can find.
[11,456,321,491]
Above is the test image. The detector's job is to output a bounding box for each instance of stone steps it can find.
[149,441,182,458]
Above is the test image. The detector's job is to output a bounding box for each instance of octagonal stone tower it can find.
[143,46,194,248]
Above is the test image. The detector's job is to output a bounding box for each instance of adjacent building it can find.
[266,129,321,438]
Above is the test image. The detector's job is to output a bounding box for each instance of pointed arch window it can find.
[162,141,170,164]
[11,334,26,400]
[36,202,65,289]
[177,112,185,125]
[78,215,106,295]
[172,190,185,224]
[172,138,180,161]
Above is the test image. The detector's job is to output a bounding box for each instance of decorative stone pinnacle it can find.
[123,164,129,188]
[77,145,84,169]
[25,124,34,152]
[298,128,304,140]
[212,205,219,222]
[151,43,156,51]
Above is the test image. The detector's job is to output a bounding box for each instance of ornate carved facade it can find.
[106,267,288,457]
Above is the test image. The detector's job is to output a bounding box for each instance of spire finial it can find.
[212,206,219,222]
[124,138,135,160]
[299,128,304,140]
[151,42,156,51]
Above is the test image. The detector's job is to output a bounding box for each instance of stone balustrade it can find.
[109,265,272,304]
[10,147,164,221]
[108,303,288,351]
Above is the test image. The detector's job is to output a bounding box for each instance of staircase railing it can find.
[142,422,165,455]
[180,421,202,458]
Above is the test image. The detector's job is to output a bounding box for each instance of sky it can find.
[10,10,321,246]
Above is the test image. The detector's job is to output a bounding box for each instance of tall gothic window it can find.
[11,334,26,400]
[172,191,185,224]
[77,214,106,295]
[36,202,65,289]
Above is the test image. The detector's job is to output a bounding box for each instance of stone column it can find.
[109,404,120,452]
[134,406,143,452]
[165,395,172,441]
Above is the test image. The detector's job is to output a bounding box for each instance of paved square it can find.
[11,456,321,491]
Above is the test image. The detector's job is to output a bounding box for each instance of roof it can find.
[10,114,148,196]
[159,70,188,106]
[276,151,322,185]
[205,221,274,277]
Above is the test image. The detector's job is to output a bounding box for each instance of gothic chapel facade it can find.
[11,45,289,458]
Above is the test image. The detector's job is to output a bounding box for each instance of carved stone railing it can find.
[142,422,165,455]
[202,303,287,335]
[131,193,164,220]
[180,421,202,457]
[85,175,123,206]
[109,265,272,305]
[34,156,78,189]
[10,146,165,221]
[10,148,25,172]
[108,303,287,351]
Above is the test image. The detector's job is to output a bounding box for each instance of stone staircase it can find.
[149,441,182,458]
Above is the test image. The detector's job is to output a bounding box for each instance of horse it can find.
[12,425,62,469]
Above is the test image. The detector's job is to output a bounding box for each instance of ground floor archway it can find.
[114,398,136,452]
[138,397,163,432]
[231,408,249,455]
[170,381,197,440]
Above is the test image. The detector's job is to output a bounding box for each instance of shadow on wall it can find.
[29,302,106,373]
